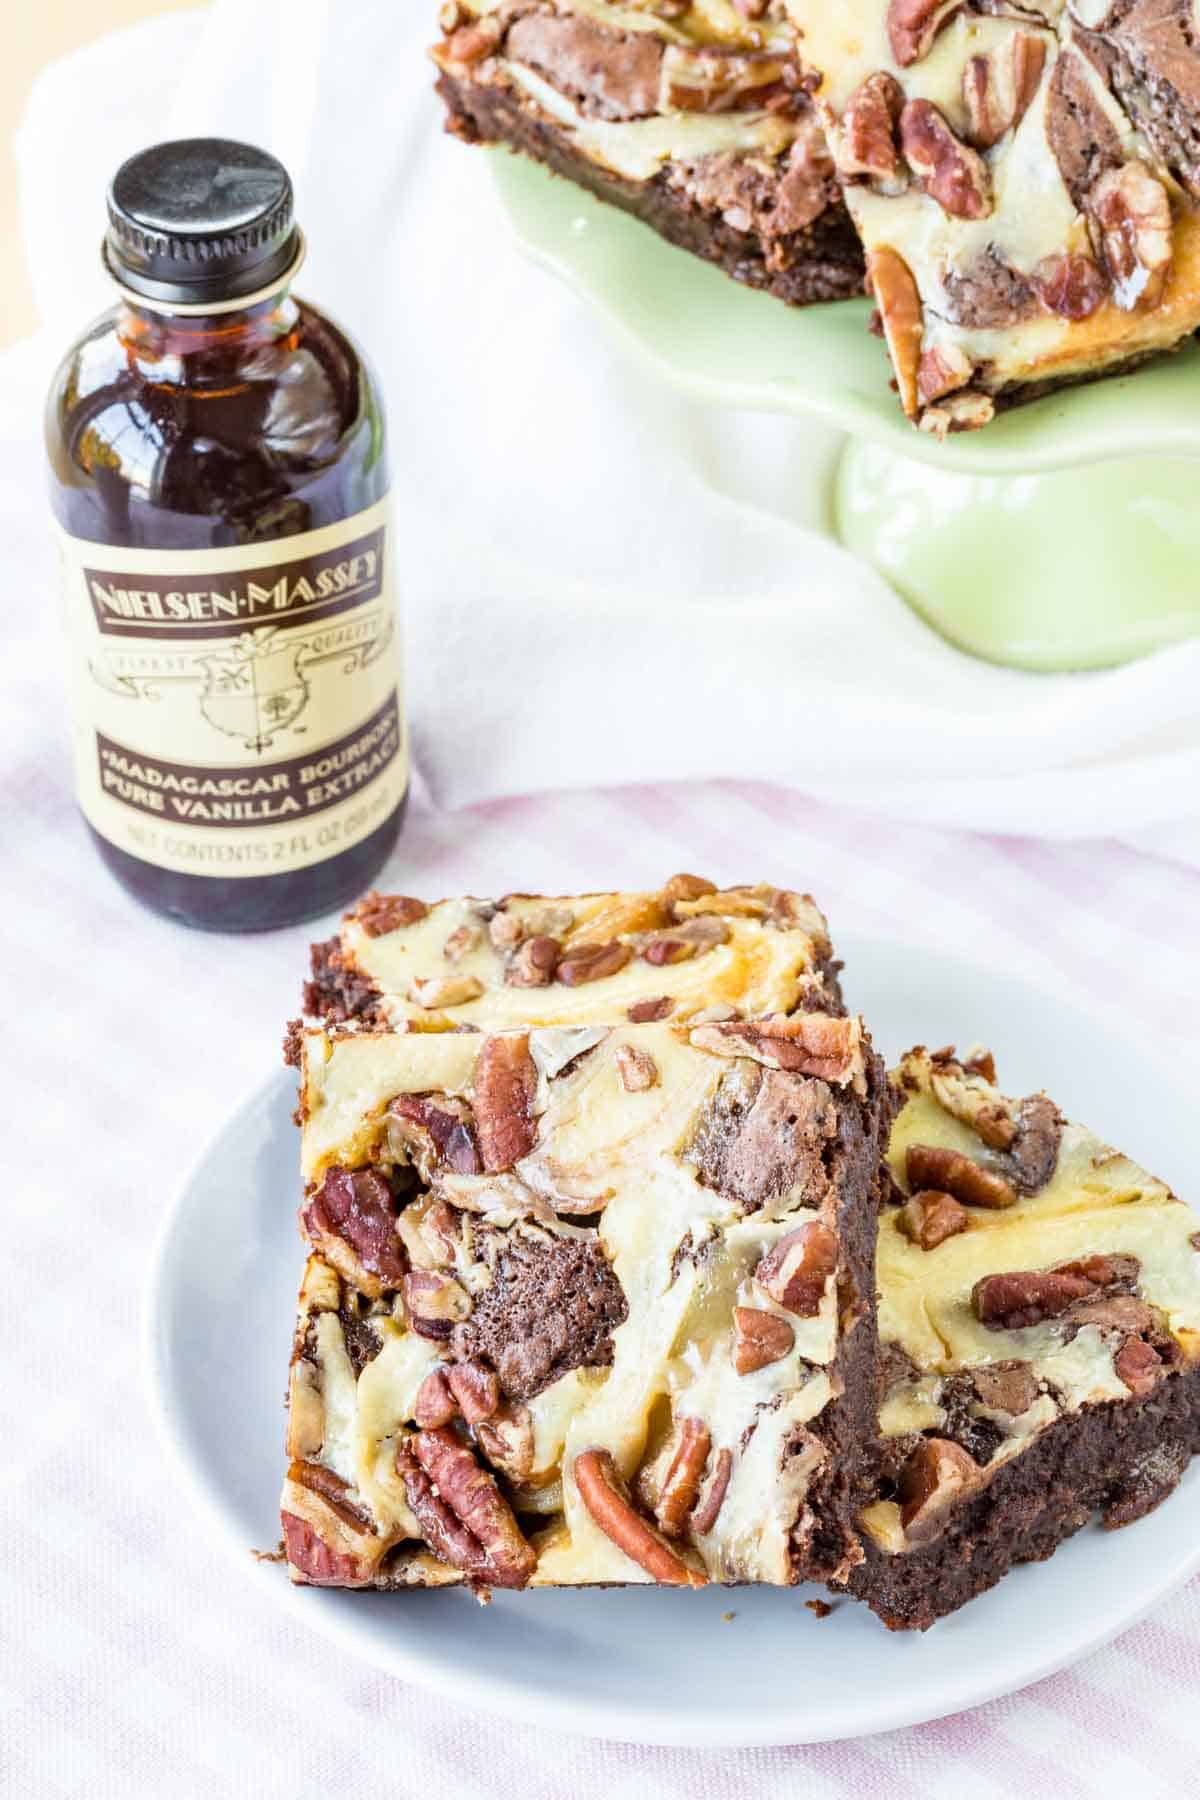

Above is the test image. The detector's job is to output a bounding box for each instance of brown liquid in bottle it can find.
[46,139,406,931]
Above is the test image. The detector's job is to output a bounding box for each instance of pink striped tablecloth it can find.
[6,663,1200,1800]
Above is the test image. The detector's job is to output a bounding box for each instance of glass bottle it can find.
[46,138,407,931]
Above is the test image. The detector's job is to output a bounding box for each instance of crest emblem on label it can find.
[198,629,311,752]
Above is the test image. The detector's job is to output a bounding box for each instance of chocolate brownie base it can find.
[850,1362,1200,1630]
[436,72,865,307]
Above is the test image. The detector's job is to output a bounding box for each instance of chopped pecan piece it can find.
[692,1012,864,1086]
[442,920,482,962]
[867,246,924,419]
[444,16,502,64]
[898,1437,980,1543]
[662,872,717,904]
[413,1367,458,1429]
[353,891,428,936]
[390,1094,481,1176]
[1114,1336,1163,1397]
[642,916,730,964]
[488,909,523,952]
[397,1427,536,1589]
[301,1166,405,1289]
[970,1359,1040,1416]
[574,1448,707,1586]
[733,1306,796,1374]
[409,972,484,1010]
[917,343,973,406]
[898,1188,969,1250]
[615,1043,659,1092]
[655,1417,713,1537]
[1068,1294,1154,1334]
[901,100,993,219]
[506,935,560,987]
[920,390,996,436]
[287,1459,373,1532]
[906,1144,1016,1210]
[557,941,631,985]
[755,1222,838,1316]
[447,1358,501,1424]
[1034,252,1108,319]
[628,996,672,1022]
[281,1512,371,1586]
[887,0,964,66]
[689,1447,734,1535]
[1089,161,1173,310]
[838,71,904,180]
[403,1269,473,1340]
[962,31,1046,148]
[473,1033,538,1172]
[475,1402,536,1484]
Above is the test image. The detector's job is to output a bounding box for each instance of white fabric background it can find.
[4,6,1200,1795]
[12,0,1200,863]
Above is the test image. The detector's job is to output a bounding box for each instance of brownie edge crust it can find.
[437,71,866,308]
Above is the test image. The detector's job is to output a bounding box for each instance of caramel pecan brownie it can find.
[789,2,1200,433]
[280,1012,891,1592]
[849,1044,1200,1628]
[299,876,844,1033]
[430,0,865,306]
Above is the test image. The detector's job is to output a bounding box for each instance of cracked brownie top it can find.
[300,875,842,1032]
[789,1,1200,432]
[282,1010,888,1594]
[865,1043,1200,1553]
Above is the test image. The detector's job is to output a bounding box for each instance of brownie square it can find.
[281,1011,890,1593]
[851,1044,1200,1629]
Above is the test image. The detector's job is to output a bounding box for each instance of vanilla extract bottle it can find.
[46,138,407,930]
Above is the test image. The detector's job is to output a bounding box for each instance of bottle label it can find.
[59,497,407,880]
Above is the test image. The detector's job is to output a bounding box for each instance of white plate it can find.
[146,935,1200,1747]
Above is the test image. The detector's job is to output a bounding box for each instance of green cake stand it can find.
[492,150,1200,672]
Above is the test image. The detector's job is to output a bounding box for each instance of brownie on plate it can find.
[300,876,844,1032]
[790,2,1200,433]
[850,1044,1200,1629]
[280,1011,891,1592]
[429,0,865,305]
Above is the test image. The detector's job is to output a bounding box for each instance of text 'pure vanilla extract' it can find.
[46,137,407,930]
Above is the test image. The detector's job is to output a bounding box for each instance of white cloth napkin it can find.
[11,0,1200,867]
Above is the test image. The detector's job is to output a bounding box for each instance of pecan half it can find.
[867,246,924,419]
[733,1306,796,1374]
[1034,251,1108,319]
[574,1448,707,1586]
[898,1188,969,1250]
[655,1417,713,1537]
[615,1043,659,1092]
[887,0,964,66]
[689,1446,733,1535]
[397,1427,536,1589]
[353,891,428,936]
[301,1166,405,1289]
[1089,161,1173,310]
[901,100,992,218]
[1115,1336,1163,1397]
[506,935,560,988]
[287,1459,373,1533]
[973,1254,1139,1329]
[838,71,904,180]
[755,1222,838,1315]
[962,30,1046,147]
[557,941,631,985]
[898,1437,980,1543]
[906,1144,1016,1210]
[447,1358,501,1424]
[473,1033,538,1172]
[642,916,730,964]
[692,1012,864,1085]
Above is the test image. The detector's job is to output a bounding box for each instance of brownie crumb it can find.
[805,1598,834,1619]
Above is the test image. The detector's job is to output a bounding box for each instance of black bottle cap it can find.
[104,138,299,306]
